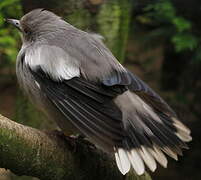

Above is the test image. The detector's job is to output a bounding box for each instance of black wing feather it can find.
[31,66,190,157]
[127,70,176,117]
[31,67,125,151]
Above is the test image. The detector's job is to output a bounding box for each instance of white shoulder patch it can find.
[25,45,80,80]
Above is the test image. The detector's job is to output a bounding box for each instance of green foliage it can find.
[144,0,176,22]
[0,0,22,68]
[138,0,199,53]
[172,17,191,32]
[171,33,198,52]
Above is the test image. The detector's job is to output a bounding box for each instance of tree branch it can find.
[0,114,151,180]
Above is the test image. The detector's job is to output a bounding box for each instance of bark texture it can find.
[0,114,151,180]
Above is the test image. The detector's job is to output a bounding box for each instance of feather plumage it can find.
[15,9,192,176]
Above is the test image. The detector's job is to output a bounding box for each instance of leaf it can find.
[171,33,198,52]
[0,0,22,65]
[0,0,19,10]
[173,17,191,32]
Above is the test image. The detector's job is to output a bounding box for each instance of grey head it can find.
[6,9,71,43]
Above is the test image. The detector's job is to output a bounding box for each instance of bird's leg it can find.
[44,130,77,151]
[64,135,79,152]
[69,134,85,140]
[69,134,96,150]
[45,130,96,152]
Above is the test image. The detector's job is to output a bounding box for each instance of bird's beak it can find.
[5,18,21,31]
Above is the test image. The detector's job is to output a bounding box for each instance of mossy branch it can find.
[0,114,151,180]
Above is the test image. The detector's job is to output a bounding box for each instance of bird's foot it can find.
[68,134,96,151]
[46,130,96,152]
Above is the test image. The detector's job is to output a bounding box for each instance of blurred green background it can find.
[0,0,200,179]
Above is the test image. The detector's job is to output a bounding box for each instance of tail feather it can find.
[114,91,192,175]
[114,148,130,175]
[162,146,178,160]
[138,146,157,172]
[147,145,167,168]
[176,131,192,142]
[127,149,145,175]
[173,118,191,135]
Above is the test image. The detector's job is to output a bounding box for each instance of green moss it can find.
[0,127,34,174]
[126,172,152,180]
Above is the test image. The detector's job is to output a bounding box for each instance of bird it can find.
[6,9,192,175]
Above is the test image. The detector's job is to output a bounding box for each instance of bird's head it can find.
[6,9,65,43]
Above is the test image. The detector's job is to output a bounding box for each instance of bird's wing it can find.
[30,65,128,152]
[111,70,192,175]
[126,71,192,150]
[24,38,191,175]
[23,45,81,81]
[126,70,176,117]
[51,31,132,83]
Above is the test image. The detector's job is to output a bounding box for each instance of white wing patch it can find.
[25,45,80,80]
